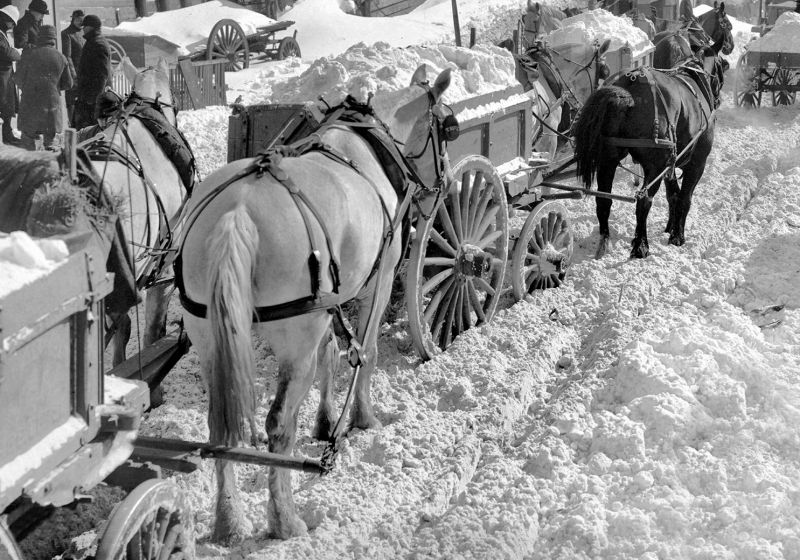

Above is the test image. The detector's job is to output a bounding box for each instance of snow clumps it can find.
[0,232,69,299]
[546,9,653,58]
[747,11,800,52]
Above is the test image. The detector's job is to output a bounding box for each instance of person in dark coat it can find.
[16,25,72,150]
[61,10,84,122]
[13,0,48,52]
[0,4,20,145]
[73,15,111,130]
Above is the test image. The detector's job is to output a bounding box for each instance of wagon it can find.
[733,48,800,108]
[0,229,195,559]
[204,18,301,71]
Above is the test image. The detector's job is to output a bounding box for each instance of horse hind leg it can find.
[670,154,707,246]
[631,170,664,259]
[312,327,340,441]
[108,311,132,366]
[263,313,331,539]
[594,161,618,259]
[664,174,680,234]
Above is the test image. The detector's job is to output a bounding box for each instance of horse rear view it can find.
[177,66,452,543]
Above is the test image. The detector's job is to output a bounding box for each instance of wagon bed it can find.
[734,47,800,108]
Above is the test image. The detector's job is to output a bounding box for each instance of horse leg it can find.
[631,171,663,259]
[664,174,680,234]
[108,311,131,366]
[264,313,331,539]
[143,283,170,346]
[594,161,618,259]
[670,157,706,246]
[350,255,397,430]
[312,327,339,441]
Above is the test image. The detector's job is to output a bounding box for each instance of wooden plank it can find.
[106,329,191,389]
[177,58,202,110]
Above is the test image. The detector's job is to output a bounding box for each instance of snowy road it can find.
[137,96,800,559]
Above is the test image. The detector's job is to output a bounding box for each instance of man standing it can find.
[16,25,72,150]
[0,4,20,145]
[13,0,48,52]
[61,10,84,123]
[73,14,111,130]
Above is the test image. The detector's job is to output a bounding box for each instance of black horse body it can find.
[653,4,734,68]
[574,41,726,259]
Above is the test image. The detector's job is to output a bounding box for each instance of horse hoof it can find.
[668,234,685,247]
[269,515,308,540]
[351,411,382,431]
[213,517,252,546]
[595,235,609,259]
[312,413,336,442]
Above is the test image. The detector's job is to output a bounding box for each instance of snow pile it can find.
[269,42,517,106]
[545,9,653,58]
[747,10,800,52]
[0,232,68,299]
[113,0,276,56]
[280,0,449,60]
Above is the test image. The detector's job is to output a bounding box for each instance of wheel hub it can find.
[535,244,566,275]
[456,243,492,280]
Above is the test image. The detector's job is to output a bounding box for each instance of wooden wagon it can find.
[734,48,800,107]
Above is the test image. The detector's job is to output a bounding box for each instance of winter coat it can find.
[16,40,72,135]
[60,24,84,84]
[0,30,19,118]
[76,29,111,108]
[13,12,39,51]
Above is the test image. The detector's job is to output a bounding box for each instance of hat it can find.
[29,0,49,15]
[37,24,56,44]
[82,14,101,29]
[71,9,84,18]
[0,4,19,24]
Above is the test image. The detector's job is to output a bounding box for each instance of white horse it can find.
[178,65,452,543]
[91,58,191,364]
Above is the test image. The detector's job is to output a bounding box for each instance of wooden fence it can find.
[110,58,227,112]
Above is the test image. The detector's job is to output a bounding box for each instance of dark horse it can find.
[653,3,733,68]
[573,39,727,259]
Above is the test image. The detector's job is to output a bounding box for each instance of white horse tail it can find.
[207,204,258,446]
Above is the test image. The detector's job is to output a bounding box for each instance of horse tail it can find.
[574,86,634,188]
[206,204,258,446]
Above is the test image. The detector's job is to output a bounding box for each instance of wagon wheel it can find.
[770,67,796,106]
[206,19,250,71]
[733,53,760,108]
[406,155,510,360]
[511,201,573,301]
[0,520,22,560]
[277,36,301,60]
[95,479,194,560]
[107,39,127,71]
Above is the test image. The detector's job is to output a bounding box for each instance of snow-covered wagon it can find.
[733,12,800,108]
[0,230,194,559]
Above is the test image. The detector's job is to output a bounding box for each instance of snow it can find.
[0,232,69,300]
[545,9,654,59]
[747,11,800,53]
[113,0,278,56]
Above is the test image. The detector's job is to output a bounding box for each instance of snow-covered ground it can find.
[18,0,800,557]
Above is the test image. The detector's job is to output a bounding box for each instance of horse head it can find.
[121,56,176,125]
[371,64,453,192]
[543,39,611,106]
[698,3,734,55]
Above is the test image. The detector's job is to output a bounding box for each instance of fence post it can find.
[469,27,476,48]
[451,0,462,47]
[64,128,78,183]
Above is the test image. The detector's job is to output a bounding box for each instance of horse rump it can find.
[574,86,634,188]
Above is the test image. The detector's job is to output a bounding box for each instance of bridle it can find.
[534,41,609,109]
[402,83,459,196]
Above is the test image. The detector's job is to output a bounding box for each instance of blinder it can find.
[433,102,460,142]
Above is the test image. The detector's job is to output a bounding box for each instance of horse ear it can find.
[121,57,139,85]
[410,64,428,86]
[527,0,534,11]
[719,2,725,14]
[599,37,611,55]
[431,68,452,102]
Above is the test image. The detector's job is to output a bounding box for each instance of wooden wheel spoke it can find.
[449,187,464,242]
[453,286,464,341]
[467,171,485,232]
[475,228,503,250]
[467,182,495,239]
[437,203,461,246]
[424,276,452,325]
[422,268,454,296]
[424,257,456,267]
[442,283,461,347]
[460,171,473,233]
[430,229,457,257]
[430,279,458,343]
[473,204,500,243]
[466,279,487,323]
[461,285,473,331]
[473,276,496,296]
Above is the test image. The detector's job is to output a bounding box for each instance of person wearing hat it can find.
[73,14,111,129]
[16,24,72,150]
[14,0,48,52]
[0,4,20,145]
[61,10,84,122]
